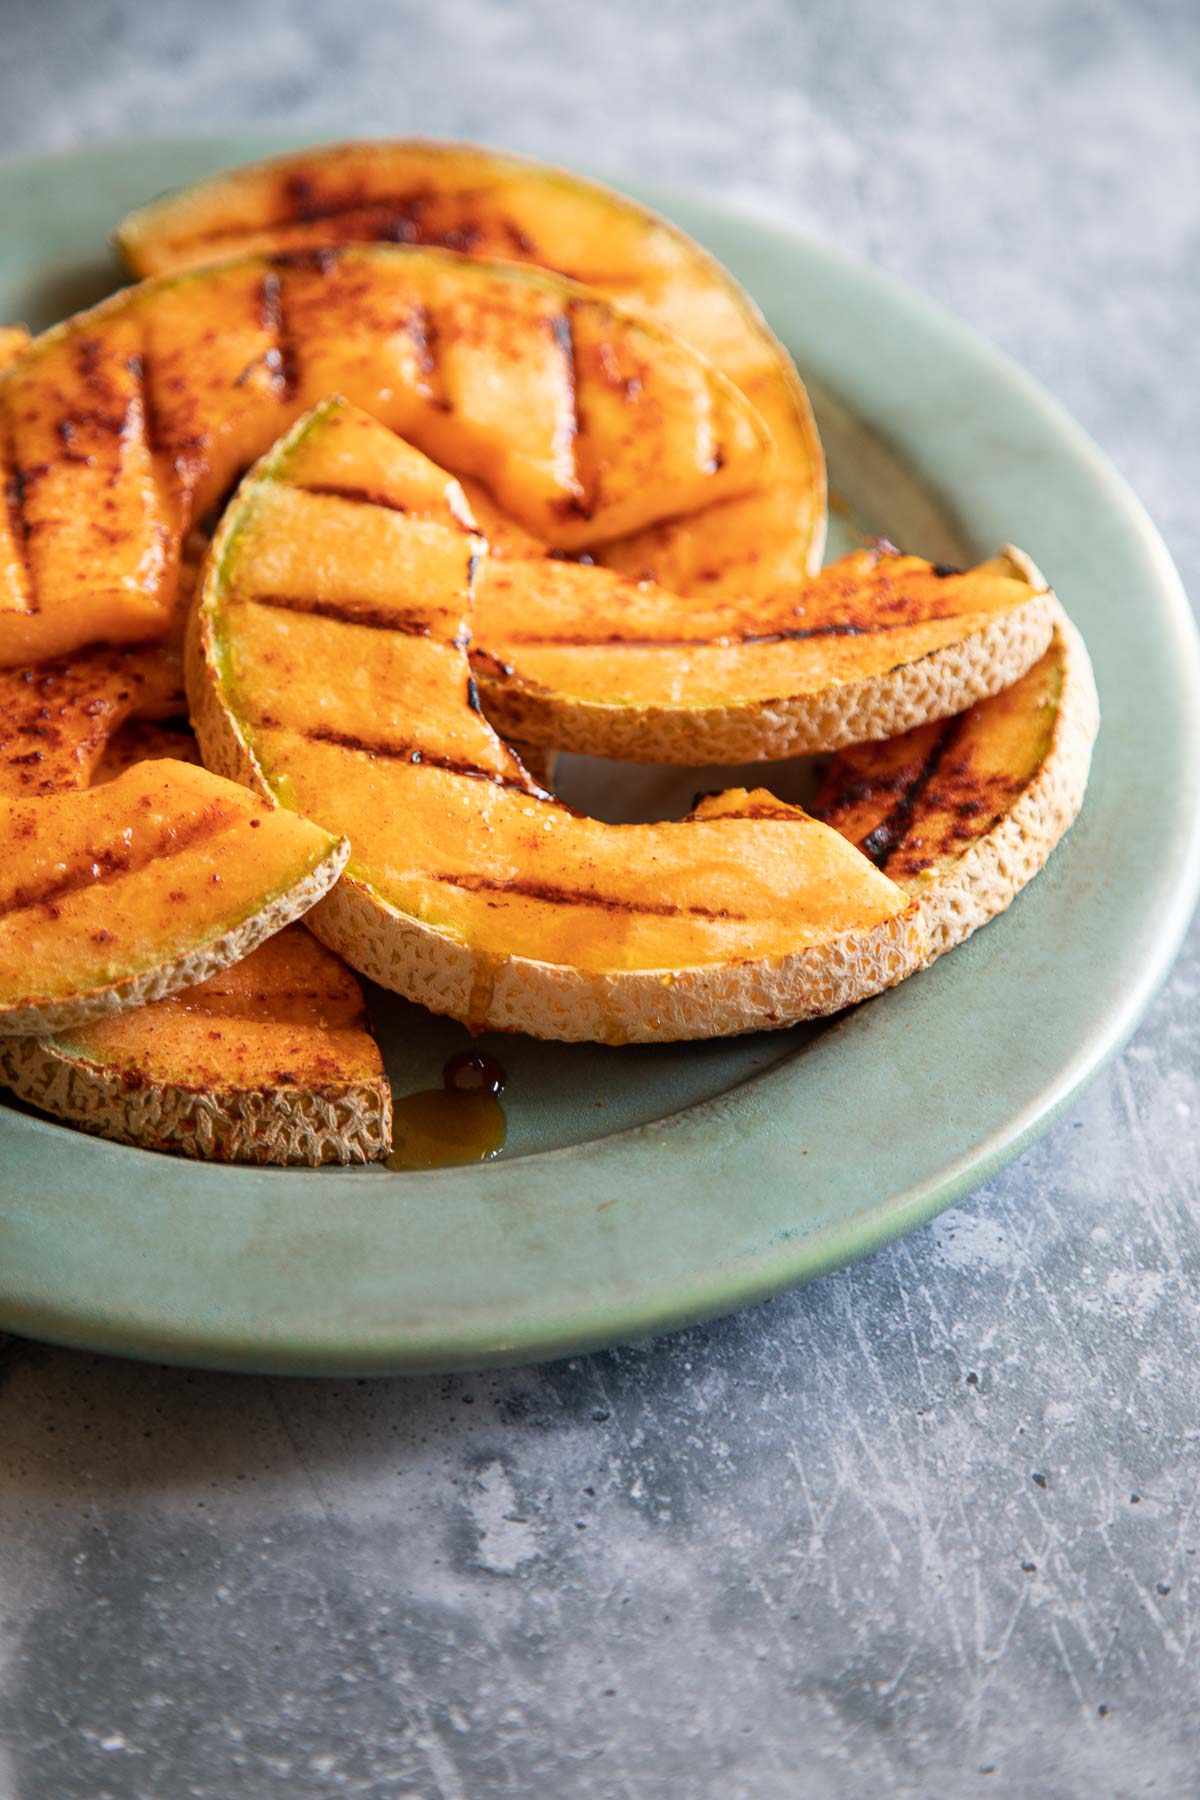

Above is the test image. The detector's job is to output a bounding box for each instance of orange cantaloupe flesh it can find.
[0,325,30,372]
[0,246,770,667]
[203,400,910,974]
[0,327,33,616]
[115,138,825,594]
[814,639,1064,885]
[0,642,183,795]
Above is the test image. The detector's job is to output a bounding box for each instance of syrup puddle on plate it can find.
[387,1051,507,1171]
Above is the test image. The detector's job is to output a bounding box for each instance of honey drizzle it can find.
[386,1050,507,1171]
[464,951,500,1036]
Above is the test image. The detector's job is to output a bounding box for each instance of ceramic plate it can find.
[1,135,1197,1374]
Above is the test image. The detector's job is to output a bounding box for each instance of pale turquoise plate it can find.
[1,136,1197,1374]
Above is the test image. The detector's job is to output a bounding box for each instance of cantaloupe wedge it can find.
[115,137,825,594]
[814,606,1098,958]
[0,758,347,1035]
[472,545,1056,762]
[2,924,391,1165]
[0,245,771,667]
[189,401,924,1044]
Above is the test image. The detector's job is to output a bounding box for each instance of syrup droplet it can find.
[386,1051,507,1171]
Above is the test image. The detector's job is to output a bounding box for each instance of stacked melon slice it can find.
[0,141,1097,1163]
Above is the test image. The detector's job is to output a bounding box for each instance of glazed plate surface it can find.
[1,135,1197,1373]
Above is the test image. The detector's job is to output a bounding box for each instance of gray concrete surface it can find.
[1,1,1198,1794]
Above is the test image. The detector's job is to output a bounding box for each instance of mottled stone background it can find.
[1,1,1198,1795]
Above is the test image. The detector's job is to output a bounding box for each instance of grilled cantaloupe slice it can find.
[0,246,769,667]
[115,137,825,594]
[189,400,923,1044]
[0,759,347,1035]
[814,608,1098,959]
[473,546,1056,763]
[2,924,391,1165]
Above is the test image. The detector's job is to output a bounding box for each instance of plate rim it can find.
[0,132,1197,1375]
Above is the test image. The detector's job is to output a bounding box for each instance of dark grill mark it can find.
[274,190,433,235]
[505,220,537,257]
[2,414,38,613]
[739,621,875,648]
[470,647,515,680]
[295,481,410,514]
[282,171,324,222]
[67,337,140,447]
[552,306,579,438]
[76,337,103,383]
[132,337,168,468]
[266,246,343,276]
[237,592,436,637]
[492,614,954,653]
[299,723,543,795]
[0,802,234,920]
[140,380,164,459]
[406,302,448,410]
[550,303,593,520]
[550,311,574,406]
[688,802,813,824]
[191,187,516,251]
[259,271,298,400]
[431,869,749,922]
[860,718,965,870]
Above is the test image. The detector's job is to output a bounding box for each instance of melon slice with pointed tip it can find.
[0,758,347,1036]
[472,544,1057,763]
